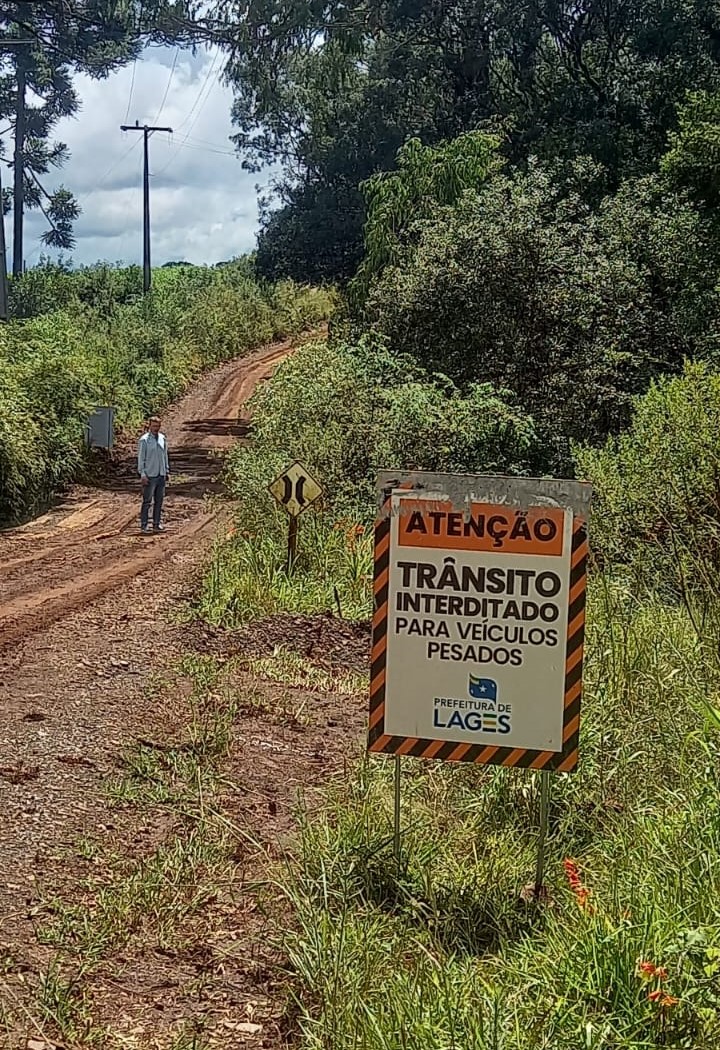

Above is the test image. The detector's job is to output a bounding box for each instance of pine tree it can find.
[0,1,193,273]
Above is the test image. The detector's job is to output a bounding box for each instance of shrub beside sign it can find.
[368,472,592,772]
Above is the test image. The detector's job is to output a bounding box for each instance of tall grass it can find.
[190,309,720,1046]
[198,515,373,625]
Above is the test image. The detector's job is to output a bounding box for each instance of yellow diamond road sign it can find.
[269,461,323,517]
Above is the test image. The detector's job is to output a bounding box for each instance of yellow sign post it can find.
[268,461,323,569]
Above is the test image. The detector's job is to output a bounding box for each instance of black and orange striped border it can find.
[368,501,588,772]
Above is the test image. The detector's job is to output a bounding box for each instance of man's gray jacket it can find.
[138,432,170,478]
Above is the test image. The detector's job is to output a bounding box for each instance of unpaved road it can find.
[0,330,368,1049]
[0,340,289,652]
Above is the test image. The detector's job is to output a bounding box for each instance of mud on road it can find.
[0,340,290,652]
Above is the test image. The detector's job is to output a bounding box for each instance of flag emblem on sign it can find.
[468,675,497,701]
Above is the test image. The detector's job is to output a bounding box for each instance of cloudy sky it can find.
[20,44,272,269]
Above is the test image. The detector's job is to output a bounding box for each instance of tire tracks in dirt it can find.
[0,340,291,653]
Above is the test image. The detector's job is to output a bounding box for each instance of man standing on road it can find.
[137,415,170,534]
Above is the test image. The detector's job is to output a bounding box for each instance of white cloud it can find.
[17,45,275,268]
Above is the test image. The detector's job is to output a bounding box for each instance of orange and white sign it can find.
[368,473,591,772]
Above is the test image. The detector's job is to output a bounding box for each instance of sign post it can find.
[534,770,552,896]
[393,755,402,867]
[368,471,591,893]
[269,460,323,571]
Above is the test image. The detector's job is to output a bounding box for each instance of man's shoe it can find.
[140,526,151,534]
[153,524,165,532]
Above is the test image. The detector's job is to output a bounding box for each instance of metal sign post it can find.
[268,460,323,571]
[393,755,402,867]
[534,770,551,897]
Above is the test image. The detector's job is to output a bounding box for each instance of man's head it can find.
[148,416,161,436]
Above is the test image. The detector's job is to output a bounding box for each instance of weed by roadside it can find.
[244,646,368,697]
[197,517,373,627]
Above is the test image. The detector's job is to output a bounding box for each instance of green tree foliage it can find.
[662,90,720,206]
[352,131,501,298]
[361,163,720,469]
[217,0,720,280]
[0,1,193,269]
[223,336,536,528]
[199,335,536,624]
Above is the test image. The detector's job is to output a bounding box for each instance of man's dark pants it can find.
[141,475,166,530]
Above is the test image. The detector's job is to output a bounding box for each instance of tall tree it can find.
[0,1,194,274]
[215,0,720,282]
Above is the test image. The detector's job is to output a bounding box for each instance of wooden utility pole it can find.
[119,120,172,293]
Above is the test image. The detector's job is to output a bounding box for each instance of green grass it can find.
[109,654,241,806]
[35,963,103,1046]
[271,578,720,1049]
[40,820,230,961]
[40,653,244,964]
[197,516,373,626]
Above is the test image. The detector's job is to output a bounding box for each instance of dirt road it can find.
[0,340,289,652]
[0,332,367,1048]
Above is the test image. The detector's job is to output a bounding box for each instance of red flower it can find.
[563,859,592,910]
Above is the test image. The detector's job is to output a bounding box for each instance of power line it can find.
[124,58,137,123]
[161,138,236,158]
[153,54,222,177]
[23,137,144,269]
[174,49,220,132]
[85,136,143,202]
[152,47,179,125]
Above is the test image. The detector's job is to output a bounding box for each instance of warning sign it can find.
[268,461,323,517]
[368,472,591,772]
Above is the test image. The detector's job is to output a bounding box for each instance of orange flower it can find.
[648,989,663,1003]
[563,859,581,887]
[576,887,591,910]
[563,859,592,910]
[638,961,668,980]
[660,994,679,1008]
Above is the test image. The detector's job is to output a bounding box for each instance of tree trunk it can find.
[13,56,26,278]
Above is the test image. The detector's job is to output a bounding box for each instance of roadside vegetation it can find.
[189,133,720,1042]
[0,260,333,523]
[8,0,720,1044]
[192,331,720,1049]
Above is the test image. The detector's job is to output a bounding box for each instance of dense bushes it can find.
[0,262,333,521]
[576,362,720,605]
[226,337,535,522]
[362,164,720,471]
[198,336,536,624]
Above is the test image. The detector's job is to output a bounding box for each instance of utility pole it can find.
[119,120,172,293]
[13,54,26,278]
